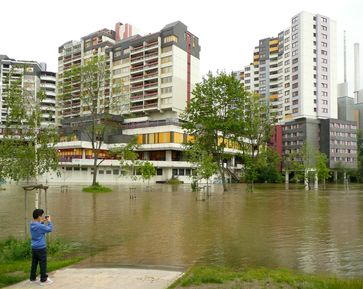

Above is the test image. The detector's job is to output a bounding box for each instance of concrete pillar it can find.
[344,171,347,184]
[231,156,236,167]
[285,170,289,184]
[314,173,318,190]
[82,149,86,159]
[165,151,172,162]
[143,151,150,160]
[334,170,338,183]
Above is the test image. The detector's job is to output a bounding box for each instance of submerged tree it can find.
[139,161,156,186]
[182,71,244,192]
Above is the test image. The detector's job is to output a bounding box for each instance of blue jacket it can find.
[30,221,53,249]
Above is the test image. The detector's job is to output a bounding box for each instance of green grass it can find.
[168,266,363,289]
[82,182,112,193]
[0,237,87,288]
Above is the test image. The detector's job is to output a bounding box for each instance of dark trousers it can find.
[30,248,48,282]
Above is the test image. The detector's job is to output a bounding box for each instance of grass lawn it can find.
[0,237,87,288]
[168,266,363,289]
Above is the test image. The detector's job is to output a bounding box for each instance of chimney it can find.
[354,43,360,98]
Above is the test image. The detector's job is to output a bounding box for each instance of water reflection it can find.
[0,183,363,277]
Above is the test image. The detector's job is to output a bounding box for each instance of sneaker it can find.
[40,278,53,286]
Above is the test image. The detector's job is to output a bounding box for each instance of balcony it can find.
[144,72,158,80]
[130,75,144,82]
[130,65,144,73]
[144,102,158,110]
[144,91,158,99]
[130,104,144,111]
[144,52,158,60]
[144,62,158,70]
[130,55,144,63]
[130,94,144,101]
[130,45,144,53]
[144,82,158,90]
[130,84,143,92]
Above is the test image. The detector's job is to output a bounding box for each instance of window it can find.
[292,74,298,80]
[284,75,289,81]
[322,99,328,105]
[322,75,328,80]
[113,169,119,175]
[292,91,298,97]
[322,58,328,64]
[293,108,299,113]
[81,167,88,171]
[106,170,112,175]
[292,83,298,89]
[292,42,298,48]
[161,66,172,74]
[292,99,298,105]
[186,169,191,176]
[284,60,290,65]
[285,98,290,103]
[322,33,328,39]
[321,25,327,31]
[66,167,72,171]
[163,35,178,44]
[285,106,290,111]
[292,66,298,72]
[284,67,290,73]
[161,76,172,84]
[284,52,290,58]
[292,33,297,40]
[179,169,185,176]
[161,86,172,94]
[322,17,327,22]
[157,168,163,176]
[292,50,297,56]
[161,56,172,64]
[284,90,290,96]
[321,83,328,88]
[322,42,327,47]
[292,58,298,64]
[162,46,172,53]
[321,50,327,55]
[99,170,104,174]
[322,108,328,113]
[114,51,121,57]
[322,91,328,96]
[322,66,328,72]
[292,25,298,32]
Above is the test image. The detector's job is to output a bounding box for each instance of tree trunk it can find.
[92,154,98,186]
[219,165,227,192]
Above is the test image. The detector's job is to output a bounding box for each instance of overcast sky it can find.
[1,0,362,94]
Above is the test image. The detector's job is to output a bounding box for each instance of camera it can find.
[44,215,49,219]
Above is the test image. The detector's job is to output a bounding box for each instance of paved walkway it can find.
[6,268,183,289]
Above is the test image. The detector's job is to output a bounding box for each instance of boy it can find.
[29,209,53,285]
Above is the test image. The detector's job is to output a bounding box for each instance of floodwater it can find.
[1,183,363,277]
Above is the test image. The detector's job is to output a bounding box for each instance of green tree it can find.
[59,55,126,186]
[256,147,283,183]
[316,152,330,189]
[139,161,156,186]
[185,141,218,191]
[0,66,59,184]
[182,71,244,192]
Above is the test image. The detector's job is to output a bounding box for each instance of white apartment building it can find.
[0,55,56,131]
[240,11,337,124]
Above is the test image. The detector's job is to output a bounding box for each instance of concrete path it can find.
[5,268,183,289]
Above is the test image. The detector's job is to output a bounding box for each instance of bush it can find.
[82,182,112,193]
[166,178,184,185]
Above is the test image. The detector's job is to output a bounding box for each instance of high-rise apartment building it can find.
[240,11,337,123]
[51,21,202,184]
[57,21,200,121]
[0,55,56,129]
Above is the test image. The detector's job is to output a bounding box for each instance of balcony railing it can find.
[144,102,158,109]
[130,104,143,111]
